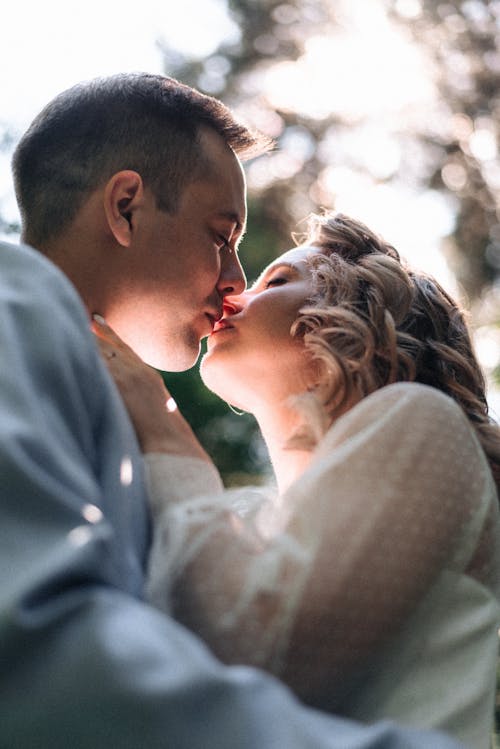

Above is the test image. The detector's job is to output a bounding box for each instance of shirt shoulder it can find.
[0,240,87,319]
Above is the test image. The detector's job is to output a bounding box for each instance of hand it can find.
[92,315,211,462]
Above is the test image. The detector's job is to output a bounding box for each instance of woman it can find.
[94,213,500,748]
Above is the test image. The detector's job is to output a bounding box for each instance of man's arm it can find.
[0,241,464,749]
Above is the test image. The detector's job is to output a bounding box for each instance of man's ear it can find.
[103,170,144,247]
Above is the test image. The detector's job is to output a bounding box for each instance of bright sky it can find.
[0,0,236,129]
[0,0,237,223]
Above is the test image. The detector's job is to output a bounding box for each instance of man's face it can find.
[105,129,247,371]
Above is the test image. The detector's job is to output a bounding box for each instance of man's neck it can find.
[38,232,109,315]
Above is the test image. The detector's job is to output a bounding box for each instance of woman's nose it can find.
[222,293,246,316]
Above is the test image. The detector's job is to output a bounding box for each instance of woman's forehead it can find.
[272,245,319,266]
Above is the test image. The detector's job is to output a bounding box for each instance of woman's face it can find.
[200,245,319,410]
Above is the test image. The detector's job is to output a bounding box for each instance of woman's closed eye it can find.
[265,276,288,288]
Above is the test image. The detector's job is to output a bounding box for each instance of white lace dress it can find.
[145,382,500,748]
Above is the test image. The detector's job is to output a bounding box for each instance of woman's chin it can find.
[200,353,247,411]
[199,348,218,381]
[200,353,231,397]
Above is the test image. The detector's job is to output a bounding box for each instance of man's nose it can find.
[217,249,246,297]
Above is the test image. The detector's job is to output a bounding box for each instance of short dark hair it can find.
[12,73,271,246]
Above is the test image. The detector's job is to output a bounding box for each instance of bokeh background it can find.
[1,0,500,738]
[2,0,500,486]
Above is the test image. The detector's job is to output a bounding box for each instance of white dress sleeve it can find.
[145,382,498,709]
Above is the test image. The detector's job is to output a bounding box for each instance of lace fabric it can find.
[145,382,500,718]
[146,481,311,673]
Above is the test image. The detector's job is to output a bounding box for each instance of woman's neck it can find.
[253,402,316,494]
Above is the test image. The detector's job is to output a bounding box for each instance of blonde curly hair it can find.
[292,212,500,492]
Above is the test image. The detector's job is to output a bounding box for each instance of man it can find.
[0,73,464,747]
[12,73,255,372]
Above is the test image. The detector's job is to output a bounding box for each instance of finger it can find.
[91,314,111,340]
[91,315,125,345]
[91,315,136,356]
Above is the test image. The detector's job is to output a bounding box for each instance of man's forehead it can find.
[183,133,247,231]
[275,245,318,264]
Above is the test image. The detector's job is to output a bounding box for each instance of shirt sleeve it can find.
[1,242,466,749]
[145,382,495,710]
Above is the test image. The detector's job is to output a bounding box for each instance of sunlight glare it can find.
[263,0,435,121]
[441,163,468,191]
[323,176,457,293]
[475,326,500,370]
[469,128,498,161]
[318,125,402,179]
[120,456,134,487]
[394,0,422,19]
[0,0,237,130]
[158,0,239,57]
[68,526,93,547]
[82,503,104,524]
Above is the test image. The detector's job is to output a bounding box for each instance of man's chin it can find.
[107,318,201,372]
[141,342,201,373]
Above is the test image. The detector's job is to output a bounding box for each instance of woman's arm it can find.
[144,385,492,709]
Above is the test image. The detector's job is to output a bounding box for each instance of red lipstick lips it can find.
[212,317,234,334]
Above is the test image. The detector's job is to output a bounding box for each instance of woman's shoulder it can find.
[349,381,469,431]
[316,381,478,461]
[361,381,462,414]
[309,382,495,529]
